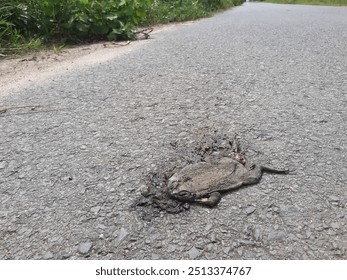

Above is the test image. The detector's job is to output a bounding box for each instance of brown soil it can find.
[0,24,182,96]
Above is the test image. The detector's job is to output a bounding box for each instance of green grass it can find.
[264,0,347,6]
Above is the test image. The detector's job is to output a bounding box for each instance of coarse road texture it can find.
[1,3,346,259]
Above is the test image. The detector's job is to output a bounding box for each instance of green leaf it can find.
[77,13,89,23]
[119,0,127,7]
[106,15,118,21]
[91,24,109,35]
[107,30,119,40]
[75,22,89,33]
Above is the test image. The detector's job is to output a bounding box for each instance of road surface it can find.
[0,3,346,259]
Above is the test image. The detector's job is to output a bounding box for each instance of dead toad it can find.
[167,138,289,207]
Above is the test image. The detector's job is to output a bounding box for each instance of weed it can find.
[53,44,65,53]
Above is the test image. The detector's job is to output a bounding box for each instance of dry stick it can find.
[133,28,153,39]
[106,41,132,47]
[133,28,154,35]
[0,104,54,114]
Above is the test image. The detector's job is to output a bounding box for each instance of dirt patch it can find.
[0,23,186,96]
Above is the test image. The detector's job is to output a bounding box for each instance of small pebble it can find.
[78,242,93,255]
[61,252,72,259]
[245,206,256,215]
[90,206,101,214]
[167,244,177,253]
[188,247,202,259]
[267,231,286,242]
[0,161,6,169]
[223,247,231,255]
[113,227,129,247]
[43,252,54,260]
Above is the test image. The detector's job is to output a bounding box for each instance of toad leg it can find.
[195,192,222,207]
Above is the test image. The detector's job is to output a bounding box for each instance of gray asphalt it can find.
[1,3,346,259]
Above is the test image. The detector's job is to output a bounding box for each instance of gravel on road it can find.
[0,3,346,259]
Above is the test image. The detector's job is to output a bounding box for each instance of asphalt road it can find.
[0,3,346,259]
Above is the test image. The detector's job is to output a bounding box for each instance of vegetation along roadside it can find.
[0,0,244,56]
[264,0,347,6]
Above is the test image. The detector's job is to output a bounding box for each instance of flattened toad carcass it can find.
[167,139,289,207]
